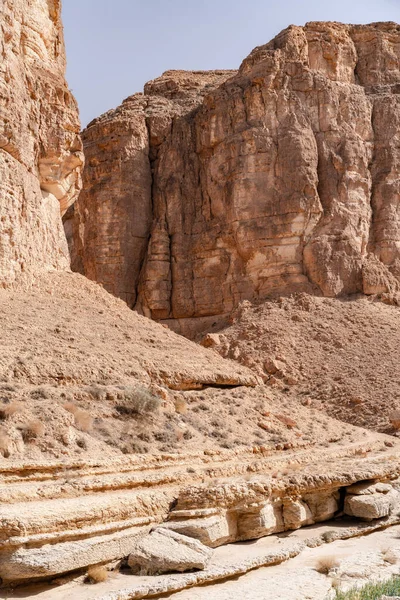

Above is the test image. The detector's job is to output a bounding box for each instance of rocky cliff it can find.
[71,22,400,324]
[0,0,83,286]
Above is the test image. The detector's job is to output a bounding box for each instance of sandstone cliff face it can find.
[0,0,83,286]
[71,22,400,320]
[72,70,235,307]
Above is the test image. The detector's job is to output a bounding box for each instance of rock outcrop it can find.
[1,440,399,583]
[71,22,400,324]
[127,527,213,575]
[70,70,235,307]
[0,0,83,286]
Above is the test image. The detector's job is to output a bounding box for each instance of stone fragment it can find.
[200,334,222,348]
[346,481,393,495]
[344,489,400,520]
[362,254,400,295]
[0,526,149,582]
[304,492,339,523]
[283,499,314,530]
[127,528,213,575]
[164,513,237,548]
[237,502,284,540]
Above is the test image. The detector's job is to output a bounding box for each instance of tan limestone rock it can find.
[304,492,339,523]
[237,502,284,540]
[164,512,238,548]
[282,498,314,530]
[0,0,83,286]
[127,527,213,575]
[344,485,400,520]
[362,254,400,295]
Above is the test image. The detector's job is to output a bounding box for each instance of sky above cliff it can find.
[63,0,400,127]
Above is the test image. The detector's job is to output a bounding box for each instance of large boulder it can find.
[163,513,238,548]
[127,527,213,575]
[344,482,400,520]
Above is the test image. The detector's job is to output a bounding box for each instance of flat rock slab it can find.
[127,528,213,575]
[344,489,399,520]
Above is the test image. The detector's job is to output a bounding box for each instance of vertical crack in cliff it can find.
[366,95,378,256]
[134,102,156,312]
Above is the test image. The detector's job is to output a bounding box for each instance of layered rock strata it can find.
[0,0,83,286]
[0,439,399,583]
[71,22,400,322]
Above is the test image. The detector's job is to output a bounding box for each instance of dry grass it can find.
[64,403,93,432]
[86,565,108,584]
[115,386,161,417]
[315,555,341,575]
[0,427,11,458]
[174,397,188,415]
[22,420,45,442]
[389,410,400,430]
[0,401,22,420]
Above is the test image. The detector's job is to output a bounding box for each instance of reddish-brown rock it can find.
[72,71,235,306]
[0,0,83,286]
[71,22,400,321]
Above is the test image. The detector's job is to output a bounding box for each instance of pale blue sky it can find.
[62,0,400,128]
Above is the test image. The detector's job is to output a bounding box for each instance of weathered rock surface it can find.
[71,22,400,320]
[344,481,400,520]
[127,527,213,574]
[1,439,399,583]
[1,0,83,286]
[71,71,234,307]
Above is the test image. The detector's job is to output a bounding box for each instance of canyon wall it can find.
[0,0,83,286]
[71,22,400,321]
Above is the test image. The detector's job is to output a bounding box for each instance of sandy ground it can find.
[163,524,400,600]
[0,272,382,462]
[210,294,400,433]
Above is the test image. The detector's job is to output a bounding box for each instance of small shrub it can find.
[315,555,340,575]
[121,441,149,454]
[85,565,108,584]
[64,403,93,432]
[174,397,187,415]
[0,428,11,458]
[334,575,400,599]
[30,387,50,400]
[22,420,45,442]
[115,386,161,418]
[0,401,22,420]
[389,410,400,430]
[86,385,107,401]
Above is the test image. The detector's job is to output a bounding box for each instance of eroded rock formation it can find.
[1,440,399,583]
[71,70,235,307]
[0,0,83,286]
[71,22,400,324]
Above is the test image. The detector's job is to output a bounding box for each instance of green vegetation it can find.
[334,576,400,599]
